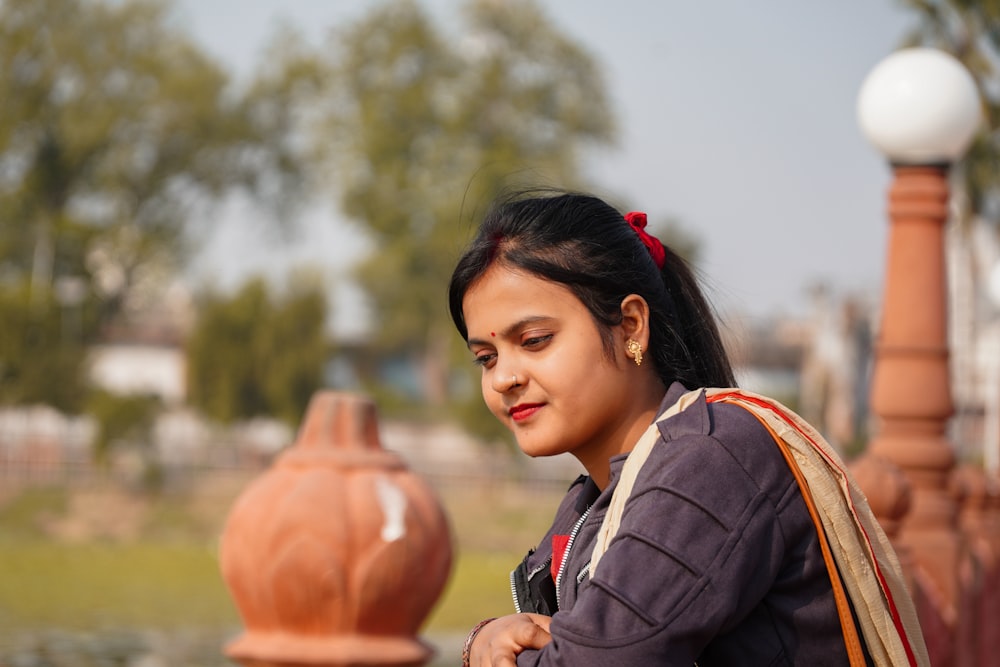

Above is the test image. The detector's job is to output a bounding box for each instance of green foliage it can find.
[307,0,615,403]
[0,283,92,412]
[84,390,161,464]
[901,0,1000,224]
[0,0,307,331]
[185,275,329,425]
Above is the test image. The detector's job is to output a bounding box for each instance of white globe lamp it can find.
[857,48,981,164]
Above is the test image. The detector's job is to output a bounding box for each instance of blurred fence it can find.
[0,404,583,498]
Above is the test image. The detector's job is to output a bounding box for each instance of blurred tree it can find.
[0,284,90,411]
[0,0,309,411]
[261,276,332,424]
[85,388,161,465]
[901,0,1000,225]
[185,275,328,425]
[0,0,306,328]
[311,0,614,413]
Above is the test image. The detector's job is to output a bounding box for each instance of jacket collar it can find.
[607,382,711,485]
[656,381,712,441]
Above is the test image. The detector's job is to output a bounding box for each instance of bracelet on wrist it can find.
[461,617,498,667]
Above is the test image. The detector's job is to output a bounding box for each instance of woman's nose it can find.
[491,370,521,393]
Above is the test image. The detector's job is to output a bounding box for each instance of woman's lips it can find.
[509,403,543,422]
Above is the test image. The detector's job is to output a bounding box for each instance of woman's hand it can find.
[469,613,553,666]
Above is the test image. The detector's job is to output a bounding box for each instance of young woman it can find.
[448,191,928,667]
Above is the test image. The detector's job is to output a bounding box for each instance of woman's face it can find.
[462,264,646,470]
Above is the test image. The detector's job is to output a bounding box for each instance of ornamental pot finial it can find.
[219,391,453,667]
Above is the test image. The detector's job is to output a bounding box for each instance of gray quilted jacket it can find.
[510,382,871,666]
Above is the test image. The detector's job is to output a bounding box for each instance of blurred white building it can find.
[86,280,192,406]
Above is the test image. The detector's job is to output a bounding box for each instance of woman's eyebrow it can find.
[467,315,553,349]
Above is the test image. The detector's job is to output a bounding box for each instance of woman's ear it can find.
[619,294,651,349]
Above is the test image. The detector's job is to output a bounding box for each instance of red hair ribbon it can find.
[625,211,666,270]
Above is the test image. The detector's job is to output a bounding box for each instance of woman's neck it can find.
[578,384,666,490]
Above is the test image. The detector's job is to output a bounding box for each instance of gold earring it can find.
[626,339,643,367]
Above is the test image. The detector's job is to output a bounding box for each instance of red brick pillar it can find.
[866,164,962,665]
[219,391,453,667]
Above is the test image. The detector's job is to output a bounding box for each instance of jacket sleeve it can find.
[516,429,793,666]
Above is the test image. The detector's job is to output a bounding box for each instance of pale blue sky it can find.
[177,1,914,336]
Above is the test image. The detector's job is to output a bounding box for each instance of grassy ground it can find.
[0,541,235,632]
[0,474,566,665]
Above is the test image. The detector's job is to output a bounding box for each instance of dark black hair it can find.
[448,190,736,390]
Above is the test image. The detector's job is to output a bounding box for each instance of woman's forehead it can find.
[466,265,570,300]
[463,266,579,326]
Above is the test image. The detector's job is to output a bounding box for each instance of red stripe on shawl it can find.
[707,391,919,667]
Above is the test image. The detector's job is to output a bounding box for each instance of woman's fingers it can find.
[471,613,554,667]
[513,613,552,650]
[524,613,552,633]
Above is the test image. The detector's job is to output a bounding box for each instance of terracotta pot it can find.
[219,392,453,667]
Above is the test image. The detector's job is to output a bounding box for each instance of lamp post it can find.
[857,47,980,635]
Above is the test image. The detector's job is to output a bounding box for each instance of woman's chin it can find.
[515,441,561,459]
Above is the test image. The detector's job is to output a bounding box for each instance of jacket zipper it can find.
[510,556,552,613]
[554,506,592,608]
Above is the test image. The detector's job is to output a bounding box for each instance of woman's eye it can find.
[523,334,553,348]
[473,352,496,368]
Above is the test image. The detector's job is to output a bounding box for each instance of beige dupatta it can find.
[589,388,930,667]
